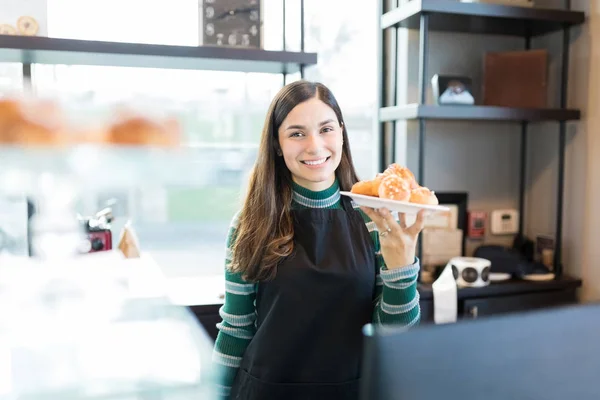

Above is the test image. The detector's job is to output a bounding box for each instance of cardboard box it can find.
[483,49,548,108]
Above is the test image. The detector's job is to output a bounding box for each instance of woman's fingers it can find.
[360,206,387,230]
[377,208,400,233]
[360,206,396,236]
[398,213,407,229]
[361,207,427,237]
[407,210,426,236]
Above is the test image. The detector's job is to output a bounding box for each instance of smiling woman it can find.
[212,80,425,400]
[229,81,359,282]
[278,99,343,192]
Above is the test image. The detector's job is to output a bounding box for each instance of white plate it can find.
[521,273,555,282]
[340,191,450,214]
[489,272,512,282]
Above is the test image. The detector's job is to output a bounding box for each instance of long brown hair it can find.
[229,80,360,282]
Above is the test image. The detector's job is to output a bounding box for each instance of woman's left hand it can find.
[360,207,426,269]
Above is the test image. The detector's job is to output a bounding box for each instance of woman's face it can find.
[278,97,343,191]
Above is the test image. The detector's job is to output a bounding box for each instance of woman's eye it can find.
[290,132,303,138]
[322,127,333,133]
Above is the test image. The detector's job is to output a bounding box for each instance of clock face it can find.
[202,0,261,48]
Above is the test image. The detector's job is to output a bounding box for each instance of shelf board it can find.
[419,275,581,301]
[0,35,317,74]
[381,0,585,37]
[379,104,580,122]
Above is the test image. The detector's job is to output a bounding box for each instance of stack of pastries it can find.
[0,97,181,147]
[351,163,439,205]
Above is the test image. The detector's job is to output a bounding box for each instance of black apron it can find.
[230,196,376,400]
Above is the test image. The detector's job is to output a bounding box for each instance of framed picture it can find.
[431,74,475,105]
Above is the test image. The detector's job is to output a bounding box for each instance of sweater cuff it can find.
[380,257,420,282]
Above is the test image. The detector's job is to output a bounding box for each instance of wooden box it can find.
[483,49,548,108]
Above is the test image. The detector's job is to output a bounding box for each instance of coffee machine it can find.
[81,207,114,253]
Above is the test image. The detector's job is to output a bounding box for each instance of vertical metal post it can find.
[22,63,32,92]
[300,0,305,79]
[518,35,531,239]
[554,0,571,277]
[417,13,428,186]
[388,3,399,168]
[416,13,428,262]
[282,0,287,85]
[282,0,287,51]
[377,0,384,171]
[378,0,396,172]
[555,29,570,277]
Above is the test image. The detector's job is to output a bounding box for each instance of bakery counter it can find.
[418,275,582,301]
[177,274,581,341]
[418,275,582,323]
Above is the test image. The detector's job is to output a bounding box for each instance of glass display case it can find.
[0,90,220,399]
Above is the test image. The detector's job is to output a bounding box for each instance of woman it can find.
[212,80,425,400]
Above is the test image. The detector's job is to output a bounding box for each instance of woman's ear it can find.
[274,144,283,156]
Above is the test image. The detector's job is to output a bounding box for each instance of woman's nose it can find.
[305,133,324,154]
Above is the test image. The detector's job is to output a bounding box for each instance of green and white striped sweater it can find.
[212,179,421,398]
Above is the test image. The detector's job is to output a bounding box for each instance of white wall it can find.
[395,0,599,301]
[518,0,599,302]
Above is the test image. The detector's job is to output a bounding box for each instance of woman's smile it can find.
[300,156,331,168]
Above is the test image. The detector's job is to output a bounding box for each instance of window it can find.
[5,0,377,278]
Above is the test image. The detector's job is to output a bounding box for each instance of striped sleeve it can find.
[212,211,257,399]
[354,203,421,328]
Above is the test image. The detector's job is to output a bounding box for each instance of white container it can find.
[450,256,492,288]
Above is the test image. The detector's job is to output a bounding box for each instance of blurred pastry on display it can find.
[0,24,17,35]
[107,115,181,147]
[0,98,67,145]
[0,96,182,147]
[17,16,39,36]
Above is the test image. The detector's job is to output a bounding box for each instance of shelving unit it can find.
[380,0,584,35]
[0,0,316,81]
[0,35,317,74]
[376,0,585,279]
[379,104,580,122]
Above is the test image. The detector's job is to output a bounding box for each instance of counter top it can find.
[166,274,582,307]
[418,275,582,301]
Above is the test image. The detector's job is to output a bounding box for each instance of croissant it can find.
[351,164,439,205]
[409,187,438,205]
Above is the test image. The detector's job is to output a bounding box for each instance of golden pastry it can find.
[0,24,17,35]
[17,16,39,36]
[0,99,63,145]
[108,116,181,146]
[351,180,373,196]
[383,163,419,189]
[378,174,411,202]
[369,173,385,197]
[409,187,439,205]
